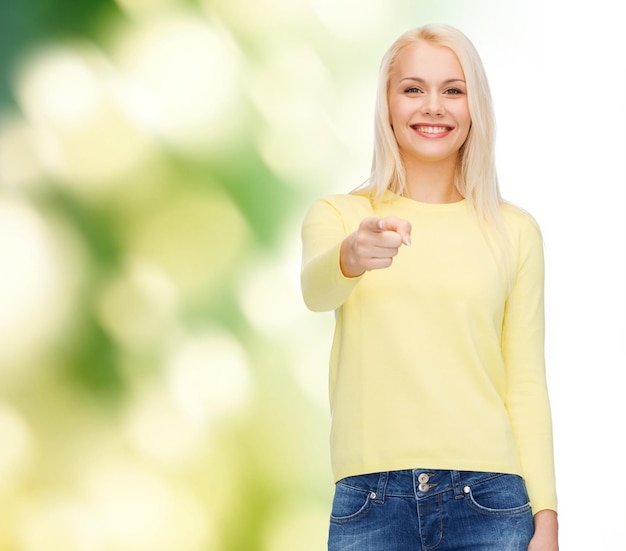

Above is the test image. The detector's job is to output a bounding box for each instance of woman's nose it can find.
[422,94,444,116]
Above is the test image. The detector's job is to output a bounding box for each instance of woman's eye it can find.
[404,87,422,94]
[444,88,464,95]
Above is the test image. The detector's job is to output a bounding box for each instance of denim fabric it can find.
[328,469,534,550]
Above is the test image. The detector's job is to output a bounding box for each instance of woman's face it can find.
[388,41,471,166]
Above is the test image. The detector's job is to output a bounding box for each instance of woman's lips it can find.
[411,124,453,137]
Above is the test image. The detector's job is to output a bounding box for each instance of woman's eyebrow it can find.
[399,77,466,84]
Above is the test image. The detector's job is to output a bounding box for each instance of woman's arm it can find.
[300,198,363,312]
[301,197,411,311]
[501,214,558,515]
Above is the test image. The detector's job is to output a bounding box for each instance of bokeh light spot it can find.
[114,12,242,153]
[124,384,206,464]
[127,190,248,299]
[0,115,43,190]
[17,498,104,551]
[0,405,35,493]
[167,331,252,424]
[309,0,389,38]
[250,45,336,181]
[0,199,82,375]
[86,465,211,551]
[238,258,304,336]
[263,502,329,551]
[96,257,180,350]
[15,43,154,190]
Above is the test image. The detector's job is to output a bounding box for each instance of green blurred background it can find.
[1,0,624,550]
[0,1,423,549]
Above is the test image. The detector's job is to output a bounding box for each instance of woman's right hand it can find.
[340,216,412,278]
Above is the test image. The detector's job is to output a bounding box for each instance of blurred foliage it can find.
[0,0,442,549]
[0,0,122,105]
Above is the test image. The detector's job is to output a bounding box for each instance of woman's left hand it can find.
[528,510,558,551]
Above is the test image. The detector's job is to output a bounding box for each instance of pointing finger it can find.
[376,217,412,247]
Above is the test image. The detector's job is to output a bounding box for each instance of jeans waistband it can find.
[341,469,513,502]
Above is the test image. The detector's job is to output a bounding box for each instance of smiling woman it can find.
[387,41,471,198]
[301,24,559,551]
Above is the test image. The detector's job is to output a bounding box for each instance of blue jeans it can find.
[328,469,534,550]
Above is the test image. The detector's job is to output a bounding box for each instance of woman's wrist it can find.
[533,509,558,530]
[340,232,365,278]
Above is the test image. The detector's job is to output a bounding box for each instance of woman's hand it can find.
[528,510,559,551]
[340,216,412,278]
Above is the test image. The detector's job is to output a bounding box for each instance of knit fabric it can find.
[301,190,557,513]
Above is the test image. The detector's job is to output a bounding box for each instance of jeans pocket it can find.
[330,479,374,524]
[465,474,532,517]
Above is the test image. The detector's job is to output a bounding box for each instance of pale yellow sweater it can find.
[301,190,557,514]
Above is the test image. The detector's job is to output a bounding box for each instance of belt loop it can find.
[451,470,464,499]
[374,472,388,503]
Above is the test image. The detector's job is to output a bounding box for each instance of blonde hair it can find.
[360,24,504,232]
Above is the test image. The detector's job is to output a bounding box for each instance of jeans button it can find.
[418,483,429,492]
[418,473,430,484]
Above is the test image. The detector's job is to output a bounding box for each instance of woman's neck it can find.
[402,156,462,204]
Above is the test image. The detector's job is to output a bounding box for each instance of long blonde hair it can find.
[360,24,504,232]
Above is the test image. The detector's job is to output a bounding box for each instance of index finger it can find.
[376,216,412,246]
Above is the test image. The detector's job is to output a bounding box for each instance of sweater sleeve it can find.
[502,215,557,514]
[300,197,363,312]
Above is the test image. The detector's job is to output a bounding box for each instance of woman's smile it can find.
[411,123,454,137]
